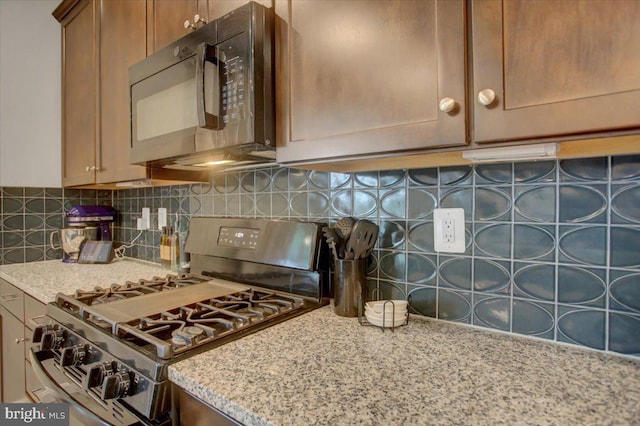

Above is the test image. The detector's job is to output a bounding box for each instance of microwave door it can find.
[197,43,224,130]
[130,55,199,164]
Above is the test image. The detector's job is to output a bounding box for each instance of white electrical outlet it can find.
[434,208,465,253]
[158,208,167,230]
[141,207,151,230]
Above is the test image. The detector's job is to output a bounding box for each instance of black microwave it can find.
[129,1,274,170]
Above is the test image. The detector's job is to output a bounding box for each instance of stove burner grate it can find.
[114,289,306,359]
[68,274,212,306]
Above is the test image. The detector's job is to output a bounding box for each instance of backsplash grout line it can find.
[604,156,612,352]
[553,162,560,342]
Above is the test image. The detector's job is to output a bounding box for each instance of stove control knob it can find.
[101,372,132,400]
[32,325,54,344]
[40,328,65,351]
[85,362,115,389]
[60,344,88,367]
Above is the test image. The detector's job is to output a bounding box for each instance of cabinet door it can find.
[275,0,467,164]
[472,0,640,143]
[147,0,207,54]
[1,307,26,403]
[208,0,273,21]
[61,0,98,187]
[98,0,148,184]
[0,279,24,320]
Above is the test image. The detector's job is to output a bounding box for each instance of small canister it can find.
[333,258,366,317]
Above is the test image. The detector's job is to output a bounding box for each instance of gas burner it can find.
[75,285,145,305]
[171,326,204,346]
[66,274,212,307]
[170,275,208,287]
[235,306,275,319]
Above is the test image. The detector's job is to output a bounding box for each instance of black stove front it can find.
[29,218,330,426]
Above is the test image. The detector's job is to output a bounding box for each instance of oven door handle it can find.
[28,350,123,426]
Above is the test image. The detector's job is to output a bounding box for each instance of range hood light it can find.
[115,180,153,188]
[193,159,237,167]
[462,143,558,163]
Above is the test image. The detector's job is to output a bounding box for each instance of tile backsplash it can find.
[0,188,113,263]
[2,154,639,358]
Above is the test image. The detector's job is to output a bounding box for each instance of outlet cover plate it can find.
[158,208,167,230]
[434,208,465,253]
[141,207,151,230]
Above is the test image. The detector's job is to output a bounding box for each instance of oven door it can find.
[29,350,157,426]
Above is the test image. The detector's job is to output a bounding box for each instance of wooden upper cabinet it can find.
[275,0,467,165]
[207,0,272,21]
[147,0,207,54]
[59,0,98,187]
[99,0,147,184]
[472,0,640,143]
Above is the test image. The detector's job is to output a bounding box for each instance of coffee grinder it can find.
[65,205,117,241]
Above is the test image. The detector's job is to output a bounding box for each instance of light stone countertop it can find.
[169,306,640,426]
[2,261,638,425]
[0,258,171,303]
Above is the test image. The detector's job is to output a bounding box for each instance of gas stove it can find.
[55,274,309,360]
[30,218,330,426]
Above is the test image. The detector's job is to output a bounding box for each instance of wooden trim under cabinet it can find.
[296,134,640,173]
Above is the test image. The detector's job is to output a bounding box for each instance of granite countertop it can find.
[0,258,171,303]
[170,306,640,426]
[3,261,639,425]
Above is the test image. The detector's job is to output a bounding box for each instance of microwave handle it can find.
[196,42,224,130]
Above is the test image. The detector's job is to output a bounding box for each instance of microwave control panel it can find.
[220,33,249,126]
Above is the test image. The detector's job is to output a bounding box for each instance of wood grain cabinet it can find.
[55,0,149,187]
[56,0,99,187]
[471,0,640,143]
[147,0,208,54]
[0,279,46,403]
[275,0,468,165]
[54,0,207,187]
[147,0,274,54]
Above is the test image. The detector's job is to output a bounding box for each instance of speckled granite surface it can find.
[170,306,640,426]
[0,259,171,302]
[3,261,639,425]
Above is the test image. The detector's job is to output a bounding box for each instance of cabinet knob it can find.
[193,14,207,25]
[439,97,457,113]
[184,20,196,30]
[15,337,29,344]
[478,89,496,106]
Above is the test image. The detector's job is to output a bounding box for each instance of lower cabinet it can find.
[1,306,25,402]
[178,387,239,426]
[0,279,46,403]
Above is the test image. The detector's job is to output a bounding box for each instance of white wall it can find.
[0,0,61,187]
